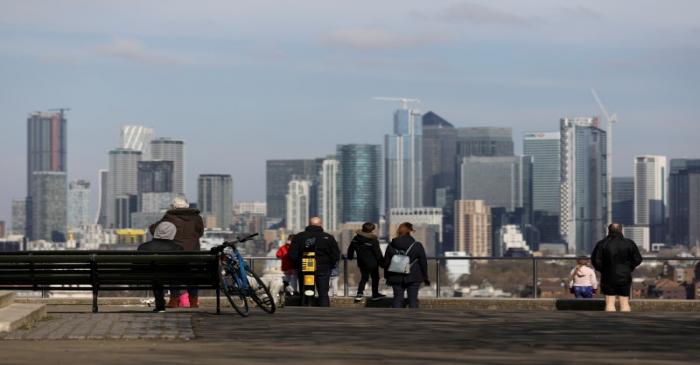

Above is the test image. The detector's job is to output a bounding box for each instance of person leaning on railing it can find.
[384,222,429,309]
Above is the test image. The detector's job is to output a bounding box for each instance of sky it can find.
[0,0,699,224]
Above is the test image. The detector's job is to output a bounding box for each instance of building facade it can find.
[623,225,650,252]
[612,177,634,226]
[454,200,491,257]
[559,117,608,254]
[150,138,184,195]
[668,159,700,246]
[286,178,313,233]
[385,108,423,212]
[30,171,67,242]
[421,111,456,207]
[388,207,443,242]
[319,157,339,232]
[337,144,382,224]
[198,174,233,230]
[67,180,91,230]
[266,159,322,222]
[96,169,109,226]
[634,155,667,243]
[460,156,531,214]
[120,125,154,160]
[523,132,560,215]
[456,127,514,158]
[107,149,142,228]
[11,199,26,236]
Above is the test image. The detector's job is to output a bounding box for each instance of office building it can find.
[198,174,233,230]
[385,107,423,211]
[11,199,26,236]
[669,159,700,246]
[337,144,382,224]
[560,117,608,254]
[498,225,531,256]
[456,127,513,158]
[460,156,532,213]
[286,178,313,233]
[319,157,339,231]
[234,202,267,216]
[612,177,634,226]
[107,148,142,228]
[422,111,456,207]
[0,221,5,238]
[114,194,138,229]
[67,180,90,230]
[623,225,650,252]
[634,155,667,243]
[26,110,67,239]
[96,169,109,226]
[389,207,443,242]
[454,200,491,257]
[30,171,67,242]
[266,159,322,221]
[523,132,560,215]
[138,160,173,194]
[120,125,154,160]
[150,138,184,195]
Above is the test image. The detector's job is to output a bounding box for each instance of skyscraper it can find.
[456,127,514,158]
[266,159,323,222]
[385,108,422,212]
[138,160,173,194]
[421,111,456,207]
[150,138,184,195]
[107,148,142,228]
[459,156,531,213]
[337,144,382,223]
[612,177,634,226]
[96,169,109,226]
[286,178,312,233]
[120,125,154,160]
[11,199,26,236]
[67,180,91,230]
[634,155,667,243]
[319,157,339,232]
[454,200,491,256]
[523,132,560,215]
[26,111,67,240]
[198,174,233,230]
[30,171,67,242]
[560,117,608,254]
[668,159,700,246]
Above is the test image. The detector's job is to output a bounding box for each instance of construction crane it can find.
[591,89,617,225]
[48,107,71,118]
[372,97,420,109]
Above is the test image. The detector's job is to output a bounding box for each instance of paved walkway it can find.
[1,305,699,364]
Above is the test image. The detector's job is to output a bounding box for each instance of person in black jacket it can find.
[591,223,643,312]
[384,222,429,308]
[138,222,183,313]
[289,217,341,307]
[347,222,385,302]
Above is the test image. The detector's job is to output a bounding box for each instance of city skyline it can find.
[1,1,699,223]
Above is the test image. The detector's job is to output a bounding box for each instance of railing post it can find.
[343,256,349,297]
[532,257,538,299]
[435,258,440,298]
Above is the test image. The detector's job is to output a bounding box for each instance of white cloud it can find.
[320,27,448,50]
[95,38,187,66]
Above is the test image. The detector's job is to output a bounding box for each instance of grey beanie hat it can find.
[154,222,177,240]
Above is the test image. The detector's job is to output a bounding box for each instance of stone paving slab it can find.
[0,312,194,340]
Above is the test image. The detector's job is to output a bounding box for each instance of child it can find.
[569,258,598,299]
[276,235,298,295]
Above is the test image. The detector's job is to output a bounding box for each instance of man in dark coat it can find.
[138,222,183,312]
[347,222,385,302]
[149,196,204,307]
[289,217,340,307]
[591,223,643,312]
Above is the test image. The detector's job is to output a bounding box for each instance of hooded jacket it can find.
[347,231,384,270]
[289,225,340,274]
[149,208,204,251]
[591,233,643,286]
[384,235,428,285]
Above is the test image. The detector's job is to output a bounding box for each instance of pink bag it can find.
[179,292,190,308]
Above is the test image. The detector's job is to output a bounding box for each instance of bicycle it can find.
[213,233,276,317]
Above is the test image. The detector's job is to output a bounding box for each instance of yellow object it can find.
[303,275,315,286]
[301,252,316,273]
[115,229,146,244]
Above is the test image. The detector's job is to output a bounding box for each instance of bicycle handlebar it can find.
[211,233,259,254]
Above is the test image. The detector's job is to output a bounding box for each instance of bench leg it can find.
[92,288,99,313]
[216,287,221,315]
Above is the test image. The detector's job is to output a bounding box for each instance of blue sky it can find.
[1,0,699,223]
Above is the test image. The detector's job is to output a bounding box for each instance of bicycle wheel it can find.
[221,268,249,317]
[245,267,276,314]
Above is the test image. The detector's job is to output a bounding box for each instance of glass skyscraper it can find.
[150,138,184,195]
[67,180,91,231]
[266,159,323,222]
[30,171,67,242]
[198,174,233,230]
[668,159,700,246]
[612,177,634,226]
[385,108,422,213]
[337,144,381,223]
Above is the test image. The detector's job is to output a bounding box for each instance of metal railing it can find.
[242,255,700,299]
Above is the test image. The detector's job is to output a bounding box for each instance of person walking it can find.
[149,196,204,308]
[347,222,385,302]
[289,217,340,307]
[138,222,183,313]
[591,223,643,312]
[568,258,598,299]
[276,235,298,295]
[384,222,429,309]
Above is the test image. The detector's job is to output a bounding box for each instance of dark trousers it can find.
[300,272,331,307]
[153,284,165,309]
[357,266,380,296]
[391,282,421,308]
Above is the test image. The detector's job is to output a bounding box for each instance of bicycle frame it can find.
[220,244,251,293]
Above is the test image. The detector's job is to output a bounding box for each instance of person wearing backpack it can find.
[384,222,429,308]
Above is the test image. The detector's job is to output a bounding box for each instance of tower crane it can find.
[591,89,617,225]
[48,107,71,118]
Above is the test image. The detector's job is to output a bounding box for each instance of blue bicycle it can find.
[214,233,276,317]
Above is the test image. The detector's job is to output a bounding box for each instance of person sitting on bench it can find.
[138,222,183,312]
